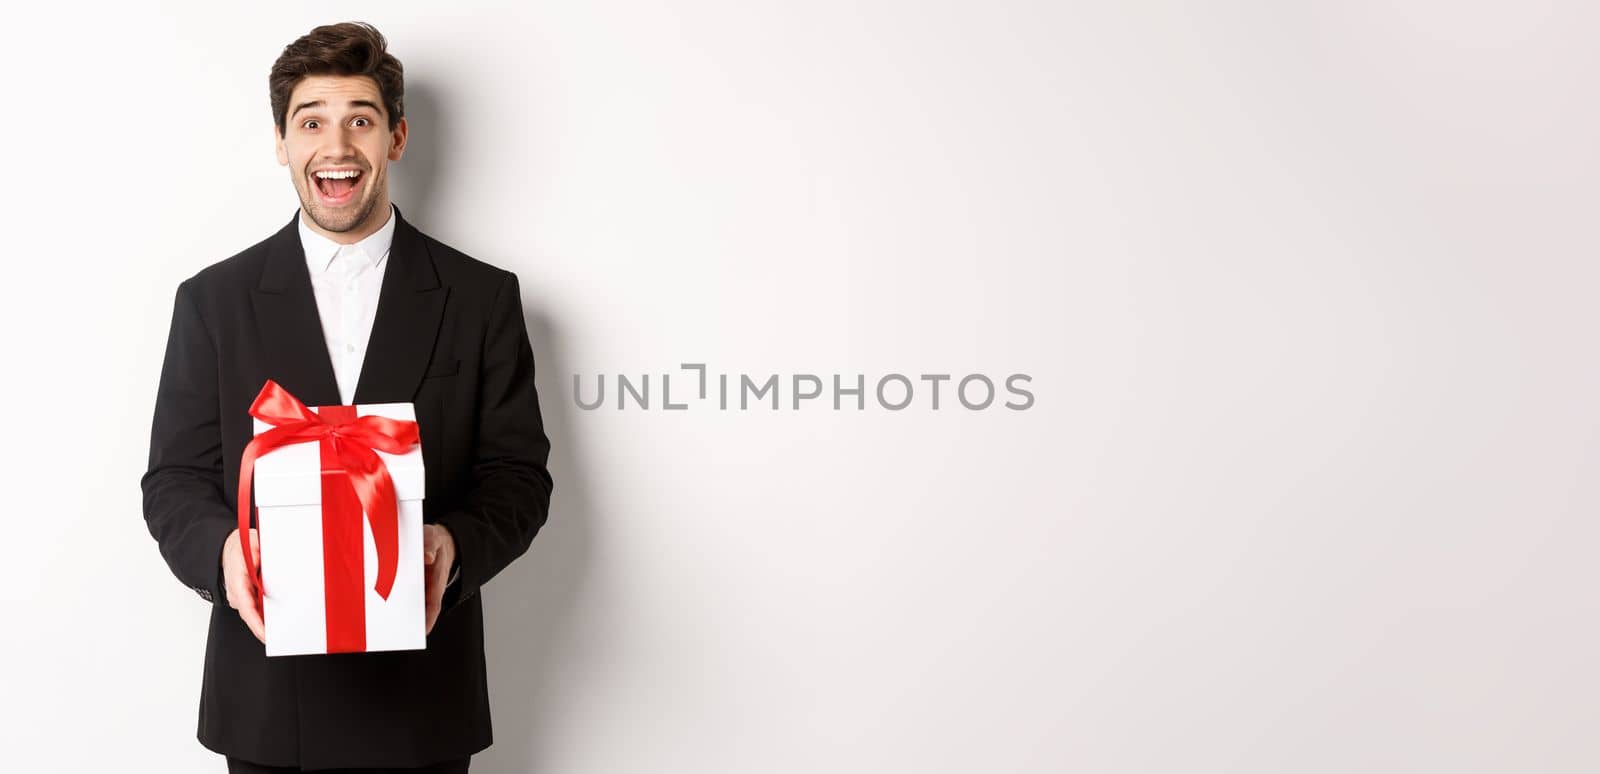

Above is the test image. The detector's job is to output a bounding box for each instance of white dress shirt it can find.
[298,204,458,590]
[298,204,396,406]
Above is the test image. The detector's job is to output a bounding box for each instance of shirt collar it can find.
[298,203,397,275]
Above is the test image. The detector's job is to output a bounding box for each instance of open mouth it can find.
[312,168,364,206]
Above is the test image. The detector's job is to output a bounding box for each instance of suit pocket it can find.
[424,358,460,379]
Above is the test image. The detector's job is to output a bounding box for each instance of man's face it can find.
[275,74,407,237]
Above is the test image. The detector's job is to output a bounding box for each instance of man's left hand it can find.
[423,523,458,635]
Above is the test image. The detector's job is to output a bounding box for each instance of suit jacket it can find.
[141,205,554,769]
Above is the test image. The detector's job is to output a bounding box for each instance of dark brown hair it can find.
[269,21,405,137]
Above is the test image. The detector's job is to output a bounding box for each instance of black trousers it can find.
[225,755,470,773]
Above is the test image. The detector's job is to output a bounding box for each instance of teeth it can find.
[315,169,361,179]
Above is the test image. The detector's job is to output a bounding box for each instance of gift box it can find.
[238,380,427,657]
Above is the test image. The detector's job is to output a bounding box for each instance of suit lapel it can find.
[252,212,341,406]
[251,204,446,408]
[352,205,447,405]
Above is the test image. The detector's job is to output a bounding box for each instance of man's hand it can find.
[222,528,265,644]
[423,523,457,635]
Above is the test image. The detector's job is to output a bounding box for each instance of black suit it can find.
[141,205,554,769]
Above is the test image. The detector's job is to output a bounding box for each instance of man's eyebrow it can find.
[289,99,385,120]
[289,99,324,120]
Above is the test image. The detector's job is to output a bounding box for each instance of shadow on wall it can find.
[389,79,445,220]
[395,77,595,774]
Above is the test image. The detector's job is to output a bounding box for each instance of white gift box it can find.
[251,402,426,657]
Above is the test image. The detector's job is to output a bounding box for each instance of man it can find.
[141,21,554,773]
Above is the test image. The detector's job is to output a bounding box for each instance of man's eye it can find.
[303,120,319,130]
[353,117,370,127]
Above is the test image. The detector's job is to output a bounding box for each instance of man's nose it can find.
[322,125,359,158]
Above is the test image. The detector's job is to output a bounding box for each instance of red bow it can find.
[236,379,420,613]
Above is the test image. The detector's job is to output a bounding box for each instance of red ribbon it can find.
[237,379,419,650]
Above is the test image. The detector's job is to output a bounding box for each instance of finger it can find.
[422,560,442,608]
[227,562,260,605]
[246,529,265,601]
[239,598,266,644]
[224,554,267,644]
[426,566,442,632]
[229,571,266,644]
[225,564,249,611]
[424,556,446,634]
[227,532,264,603]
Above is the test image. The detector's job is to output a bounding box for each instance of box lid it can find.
[252,402,424,507]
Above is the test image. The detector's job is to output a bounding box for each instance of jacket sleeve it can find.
[141,279,236,605]
[437,271,555,616]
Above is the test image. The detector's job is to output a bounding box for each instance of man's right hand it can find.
[222,528,266,644]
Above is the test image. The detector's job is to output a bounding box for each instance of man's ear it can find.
[388,116,408,162]
[274,125,288,166]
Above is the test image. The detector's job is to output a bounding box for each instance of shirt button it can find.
[346,344,356,353]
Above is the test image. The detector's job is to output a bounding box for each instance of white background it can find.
[2,1,1596,772]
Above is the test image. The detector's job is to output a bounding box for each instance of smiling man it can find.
[141,21,554,773]
[279,76,394,236]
